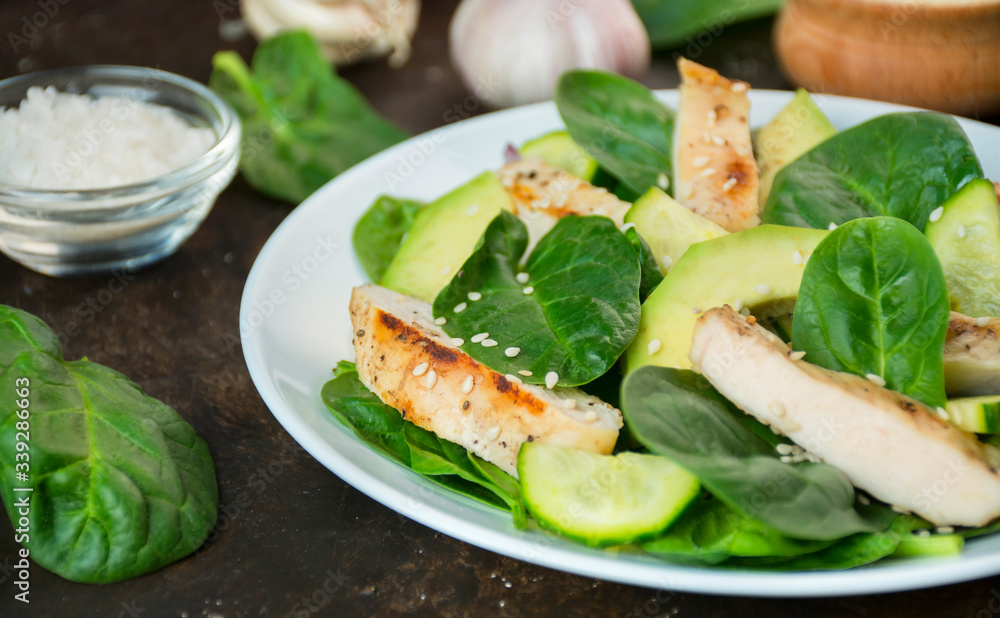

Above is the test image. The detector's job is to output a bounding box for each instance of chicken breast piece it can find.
[674,58,760,232]
[497,159,631,256]
[944,312,1000,396]
[689,306,1000,527]
[349,284,622,476]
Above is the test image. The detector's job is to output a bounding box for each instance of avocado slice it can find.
[519,130,598,181]
[624,187,729,273]
[625,225,828,372]
[381,172,514,302]
[755,89,836,205]
[925,179,1000,318]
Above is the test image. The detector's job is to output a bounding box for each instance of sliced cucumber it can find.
[925,179,1000,318]
[624,187,729,273]
[943,396,1000,434]
[518,443,700,547]
[519,130,598,181]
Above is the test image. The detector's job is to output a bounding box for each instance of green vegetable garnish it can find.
[352,195,423,282]
[0,306,218,583]
[209,30,408,204]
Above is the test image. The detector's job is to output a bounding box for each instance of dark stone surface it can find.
[0,0,997,616]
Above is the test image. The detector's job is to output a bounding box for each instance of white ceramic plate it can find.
[241,91,1000,597]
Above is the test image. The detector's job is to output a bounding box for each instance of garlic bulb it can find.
[449,0,650,108]
[241,0,421,67]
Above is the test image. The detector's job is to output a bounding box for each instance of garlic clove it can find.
[449,0,650,108]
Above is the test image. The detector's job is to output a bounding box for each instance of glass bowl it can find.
[0,65,241,276]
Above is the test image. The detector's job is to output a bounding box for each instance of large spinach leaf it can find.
[792,217,951,407]
[433,212,641,387]
[555,71,674,198]
[353,195,423,282]
[321,362,526,527]
[631,0,785,49]
[0,306,218,584]
[620,366,882,540]
[210,30,408,204]
[761,112,983,231]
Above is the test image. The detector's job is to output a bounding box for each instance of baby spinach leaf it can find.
[555,71,674,197]
[625,227,665,302]
[433,212,641,387]
[210,30,408,204]
[631,0,785,49]
[320,362,525,525]
[792,217,951,408]
[353,196,424,283]
[0,306,218,584]
[620,366,882,541]
[761,112,983,230]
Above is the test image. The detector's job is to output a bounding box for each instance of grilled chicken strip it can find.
[689,306,1000,527]
[349,284,622,476]
[673,58,760,232]
[497,159,631,256]
[944,312,1000,396]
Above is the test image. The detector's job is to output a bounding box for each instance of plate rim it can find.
[240,89,1000,597]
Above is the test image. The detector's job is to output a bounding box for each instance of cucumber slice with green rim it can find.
[519,131,599,181]
[943,396,1000,434]
[518,443,700,547]
[925,179,1000,318]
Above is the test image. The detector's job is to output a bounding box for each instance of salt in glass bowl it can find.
[0,65,241,276]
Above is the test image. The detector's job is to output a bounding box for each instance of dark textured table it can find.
[1,1,998,616]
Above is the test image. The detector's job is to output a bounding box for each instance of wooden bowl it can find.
[775,0,1000,117]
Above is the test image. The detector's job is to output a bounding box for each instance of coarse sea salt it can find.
[0,86,216,190]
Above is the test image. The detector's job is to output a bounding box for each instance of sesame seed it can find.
[692,306,702,314]
[412,362,429,376]
[711,135,726,146]
[515,272,530,284]
[929,206,944,223]
[657,173,670,190]
[915,529,931,538]
[434,317,447,326]
[461,375,474,394]
[828,222,838,231]
[450,337,465,346]
[769,401,787,418]
[865,373,887,387]
[858,494,870,505]
[683,186,695,200]
[424,369,437,388]
[783,419,802,432]
[466,204,479,216]
[692,156,710,167]
[647,338,662,355]
[740,307,752,317]
[706,109,717,127]
[957,224,967,238]
[754,284,772,295]
[779,456,793,464]
[789,350,807,361]
[722,177,737,192]
[584,410,598,422]
[523,286,534,295]
[700,167,716,177]
[776,443,794,455]
[736,145,750,157]
[792,250,804,265]
[936,526,955,534]
[565,398,577,409]
[471,333,489,343]
[481,339,498,347]
[504,347,521,357]
[518,370,533,376]
[454,302,467,313]
[467,291,482,301]
[732,298,745,312]
[505,374,523,385]
[621,222,636,232]
[486,426,501,440]
[701,130,712,143]
[731,82,748,93]
[935,406,950,420]
[661,255,673,270]
[440,266,450,275]
[501,176,514,187]
[545,371,559,389]
[976,317,992,327]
